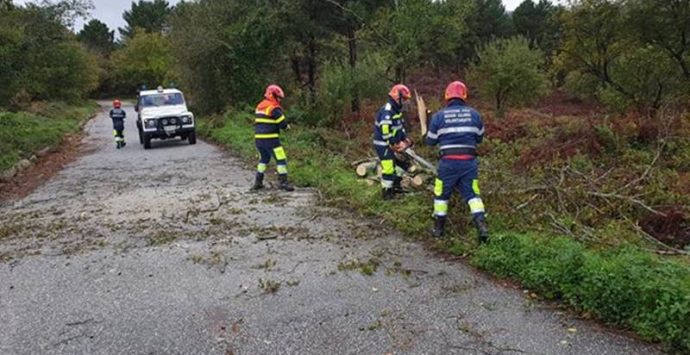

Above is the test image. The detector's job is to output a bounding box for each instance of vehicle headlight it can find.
[170,118,178,125]
[181,116,191,124]
[161,119,169,125]
[145,119,157,128]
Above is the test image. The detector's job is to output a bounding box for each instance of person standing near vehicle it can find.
[251,84,295,192]
[425,81,489,243]
[110,99,126,149]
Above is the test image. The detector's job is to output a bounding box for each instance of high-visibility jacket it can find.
[426,99,484,157]
[373,98,407,148]
[110,108,126,131]
[254,99,288,145]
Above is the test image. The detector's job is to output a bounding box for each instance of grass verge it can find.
[199,110,690,352]
[0,101,98,172]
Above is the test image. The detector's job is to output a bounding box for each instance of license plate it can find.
[164,126,177,133]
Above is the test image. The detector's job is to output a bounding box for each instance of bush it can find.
[473,233,690,351]
[317,53,388,125]
[0,102,97,171]
[468,36,549,114]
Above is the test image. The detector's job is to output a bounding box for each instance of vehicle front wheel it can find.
[144,134,152,149]
[188,131,197,145]
[138,128,144,144]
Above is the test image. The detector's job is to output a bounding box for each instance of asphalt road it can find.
[0,103,660,354]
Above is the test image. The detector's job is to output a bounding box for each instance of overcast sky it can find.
[13,0,565,35]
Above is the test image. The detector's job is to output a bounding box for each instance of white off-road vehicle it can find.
[135,87,196,149]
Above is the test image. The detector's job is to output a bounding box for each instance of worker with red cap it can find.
[109,99,126,149]
[251,84,294,192]
[373,84,414,200]
[425,81,489,243]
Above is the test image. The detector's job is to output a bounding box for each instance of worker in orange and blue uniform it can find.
[373,84,413,200]
[425,81,489,243]
[251,84,294,192]
[109,99,126,149]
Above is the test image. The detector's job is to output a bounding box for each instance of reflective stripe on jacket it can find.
[426,99,484,156]
[255,99,287,140]
[373,98,406,146]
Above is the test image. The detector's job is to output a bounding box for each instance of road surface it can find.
[0,103,660,354]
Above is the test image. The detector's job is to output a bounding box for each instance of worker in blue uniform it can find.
[373,84,413,200]
[251,84,294,192]
[110,99,126,149]
[425,81,489,243]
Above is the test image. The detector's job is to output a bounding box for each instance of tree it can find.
[0,1,99,106]
[625,0,690,80]
[512,0,562,55]
[459,0,514,63]
[469,36,549,113]
[111,30,173,94]
[0,0,14,11]
[373,0,472,81]
[557,0,686,112]
[308,0,393,112]
[168,0,285,114]
[119,0,172,39]
[77,19,115,55]
[318,53,388,124]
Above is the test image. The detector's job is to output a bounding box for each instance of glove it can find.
[392,140,409,153]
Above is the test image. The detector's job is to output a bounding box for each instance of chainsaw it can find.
[403,147,437,175]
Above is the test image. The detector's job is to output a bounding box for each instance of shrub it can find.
[0,102,97,171]
[317,53,388,125]
[468,36,550,114]
[473,234,690,351]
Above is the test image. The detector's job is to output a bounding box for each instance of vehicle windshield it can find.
[140,93,185,107]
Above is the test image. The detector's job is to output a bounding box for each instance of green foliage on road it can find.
[0,102,98,172]
[198,112,690,353]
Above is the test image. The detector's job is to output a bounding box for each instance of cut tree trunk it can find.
[411,174,432,187]
[356,161,379,177]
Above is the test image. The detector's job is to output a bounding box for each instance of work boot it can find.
[116,142,121,149]
[251,173,264,191]
[392,177,406,194]
[431,216,447,239]
[278,175,295,192]
[122,141,127,148]
[473,216,490,244]
[382,188,395,200]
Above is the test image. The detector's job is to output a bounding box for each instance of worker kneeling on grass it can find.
[425,81,489,243]
[373,84,414,200]
[251,84,294,192]
[110,99,126,149]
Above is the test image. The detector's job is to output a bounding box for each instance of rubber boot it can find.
[251,173,264,191]
[121,141,127,148]
[382,188,395,200]
[278,175,295,192]
[473,216,490,244]
[116,141,121,149]
[392,176,406,194]
[431,216,447,239]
